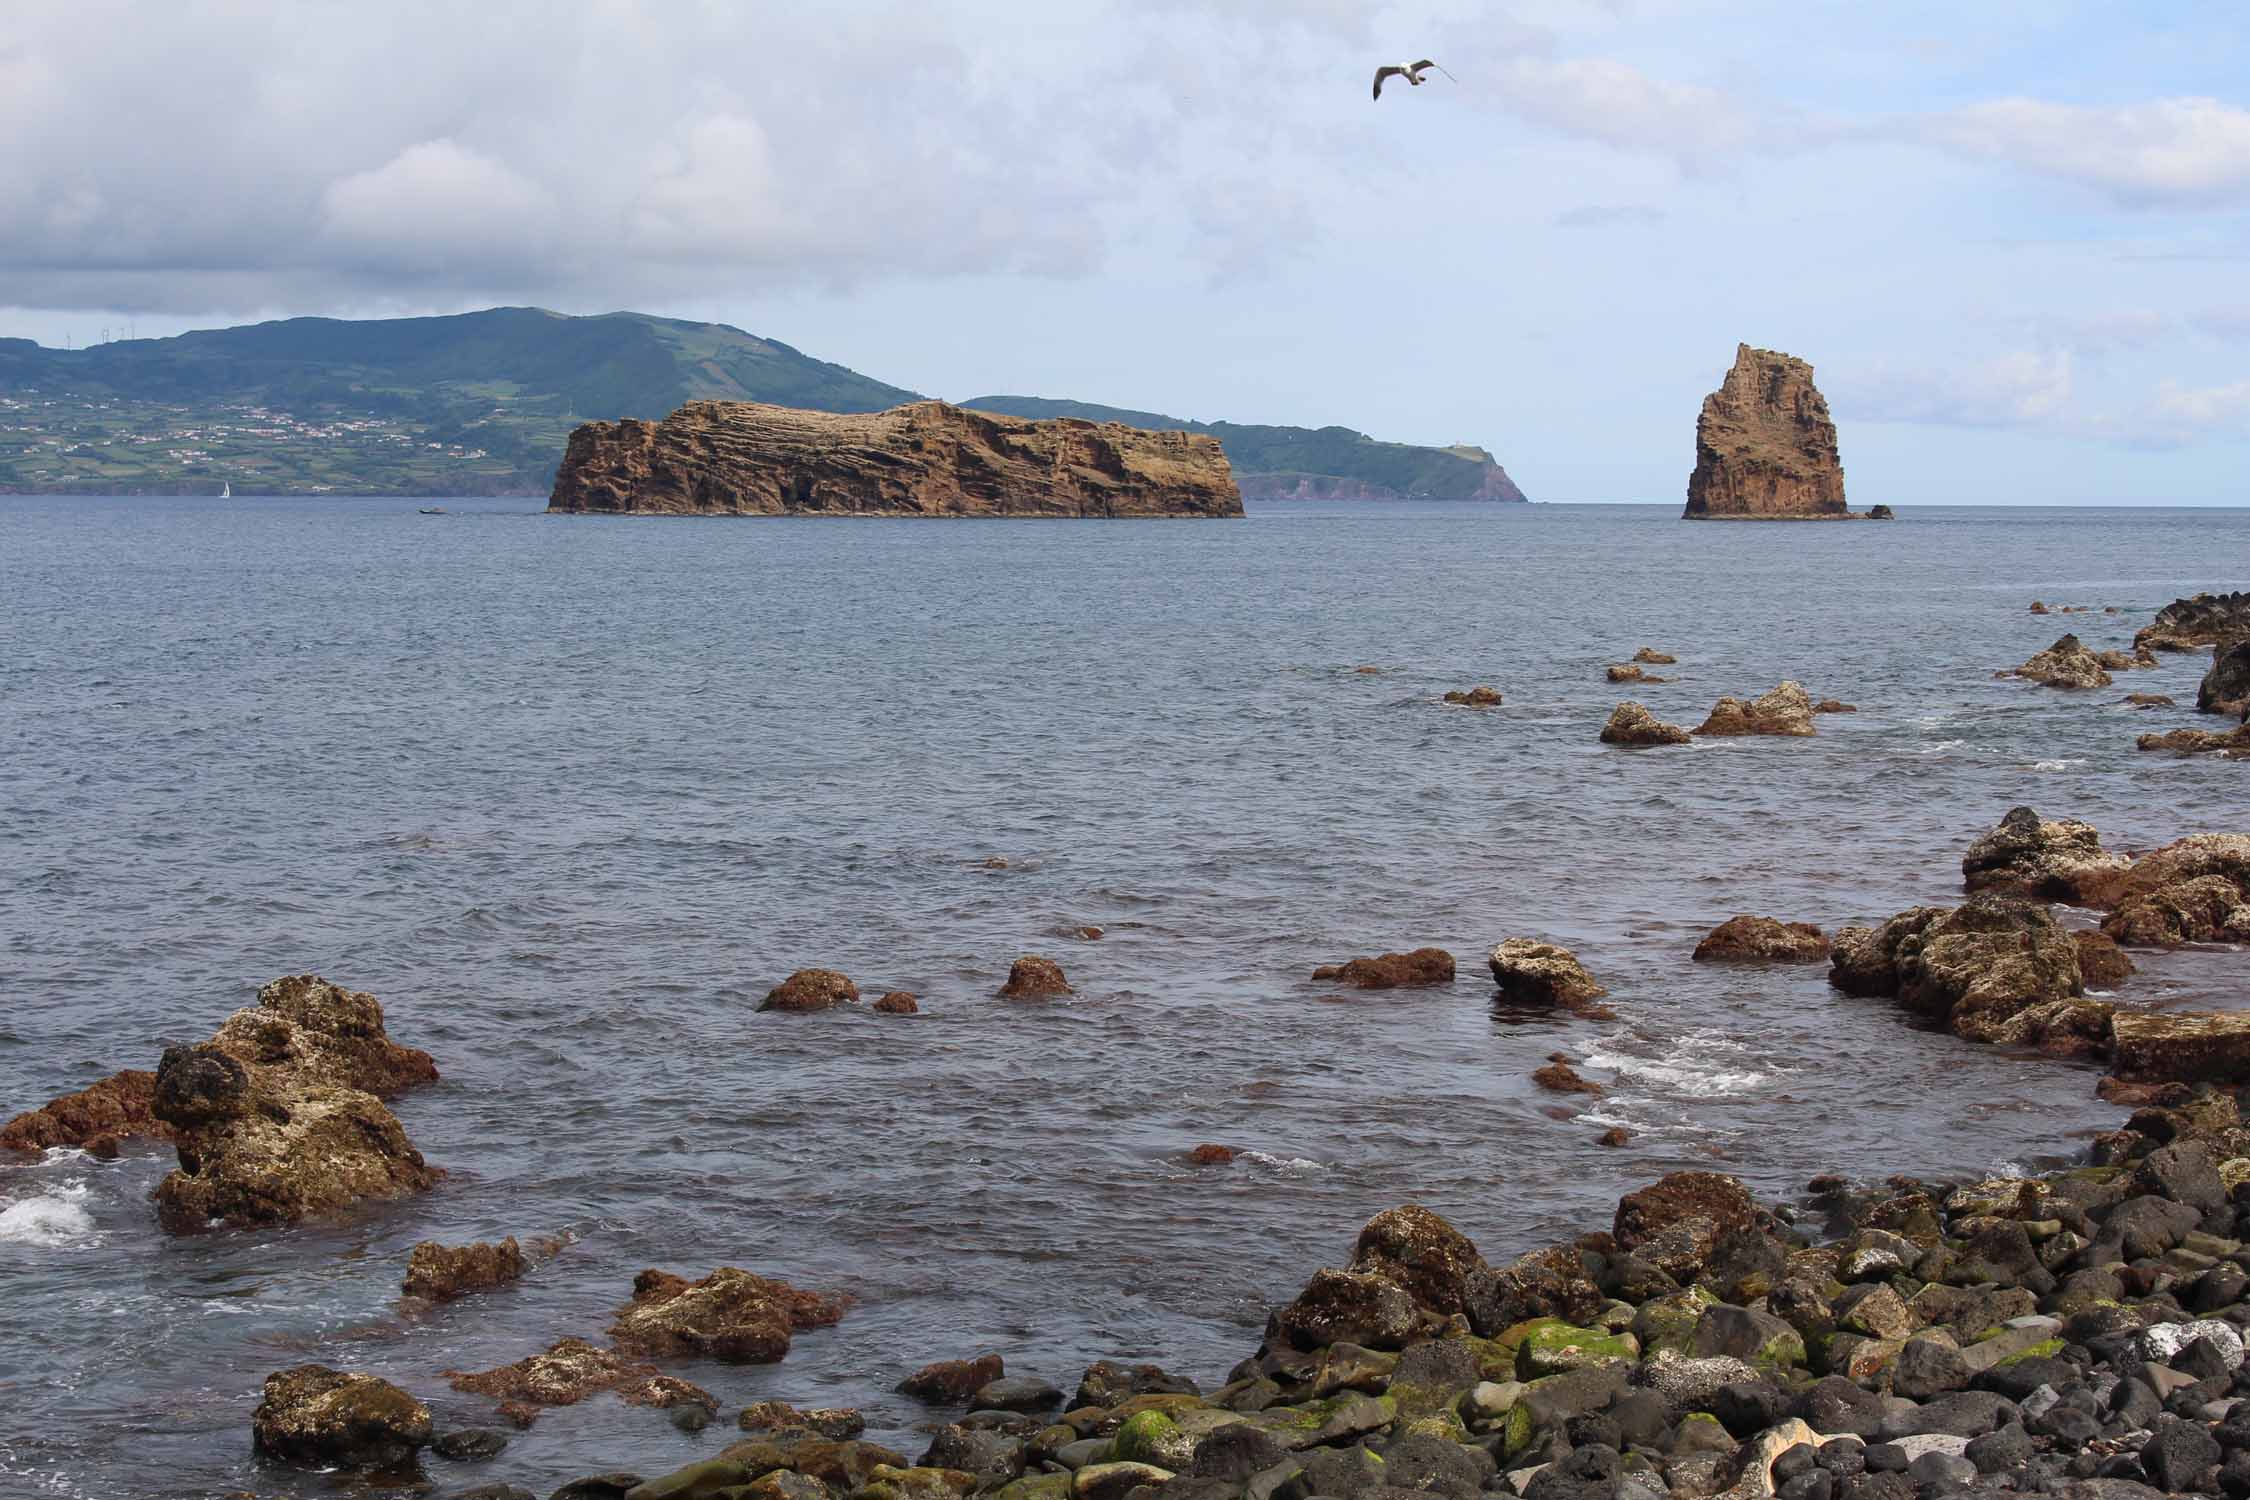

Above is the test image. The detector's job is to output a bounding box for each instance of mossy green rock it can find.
[1072,1463,1173,1500]
[993,1477,1071,1500]
[1514,1319,1638,1379]
[848,1467,977,1500]
[1993,1337,2065,1368]
[626,1459,755,1500]
[1630,1292,1716,1358]
[1107,1411,1193,1470]
[1495,1401,1535,1460]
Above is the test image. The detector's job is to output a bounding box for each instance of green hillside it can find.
[0,306,1527,500]
[963,395,1528,502]
[0,308,919,495]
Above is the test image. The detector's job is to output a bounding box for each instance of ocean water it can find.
[0,495,2244,1498]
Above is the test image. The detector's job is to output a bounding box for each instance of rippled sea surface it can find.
[2,496,2246,1497]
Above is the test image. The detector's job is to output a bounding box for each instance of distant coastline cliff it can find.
[547,399,1244,518]
[1684,345,1882,520]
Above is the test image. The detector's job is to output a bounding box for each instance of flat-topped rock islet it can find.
[1684,345,1886,520]
[547,399,1243,518]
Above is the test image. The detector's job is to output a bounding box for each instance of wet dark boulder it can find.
[445,1337,715,1417]
[1614,1173,1759,1259]
[251,1363,432,1471]
[2200,641,2250,716]
[152,1043,250,1127]
[899,1355,1005,1404]
[2137,590,2250,653]
[1599,701,1691,747]
[2101,835,2250,948]
[2074,931,2136,990]
[2010,633,2113,689]
[1072,1361,1200,1410]
[1465,1247,1606,1335]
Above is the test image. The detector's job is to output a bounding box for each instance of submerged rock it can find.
[1683,345,1851,518]
[2073,930,2136,990]
[2009,633,2113,689]
[2137,723,2250,756]
[873,991,920,1015]
[2110,1012,2250,1084]
[548,399,1243,518]
[1633,648,1677,664]
[1959,806,2131,903]
[1692,916,1830,964]
[1692,681,1817,737]
[1188,1143,1236,1166]
[1488,939,1608,1007]
[403,1238,527,1302]
[760,969,860,1013]
[999,956,1072,999]
[1443,686,1503,706]
[2136,590,2250,653]
[1533,1059,1604,1095]
[610,1267,849,1363]
[253,1364,432,1471]
[1309,948,1456,989]
[1600,701,1691,747]
[153,975,440,1233]
[447,1336,715,1419]
[1606,663,1648,683]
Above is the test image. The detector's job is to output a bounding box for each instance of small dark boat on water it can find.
[417,507,447,515]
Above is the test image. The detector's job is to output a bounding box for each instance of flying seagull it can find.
[1372,59,1456,100]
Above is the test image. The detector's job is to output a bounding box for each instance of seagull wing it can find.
[1413,59,1459,82]
[1373,65,1407,100]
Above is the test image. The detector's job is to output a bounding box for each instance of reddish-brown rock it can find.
[2199,641,2250,717]
[1309,947,1456,989]
[760,969,860,1013]
[1188,1143,1236,1166]
[737,1400,866,1439]
[1683,345,1853,519]
[548,399,1243,518]
[1812,699,1857,714]
[1600,700,1691,747]
[898,1354,1005,1404]
[610,1267,849,1364]
[999,956,1071,999]
[1443,685,1503,706]
[2073,931,2136,990]
[2126,693,2176,708]
[253,1364,432,1471]
[1960,806,2131,902]
[1533,1060,1604,1095]
[1692,915,1831,964]
[1606,663,1646,683]
[403,1238,527,1302]
[446,1336,715,1416]
[1693,680,1817,737]
[872,991,919,1015]
[1596,1127,1632,1147]
[1,1068,166,1157]
[2099,835,2250,947]
[2138,725,2250,756]
[1633,648,1677,665]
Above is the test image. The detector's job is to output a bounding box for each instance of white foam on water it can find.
[0,1183,97,1248]
[1240,1150,1325,1177]
[2029,758,2085,771]
[1917,739,1967,753]
[1584,1030,1773,1098]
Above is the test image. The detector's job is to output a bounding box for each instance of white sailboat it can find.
[220,481,231,498]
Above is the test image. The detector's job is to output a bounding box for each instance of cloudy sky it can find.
[4,0,2248,502]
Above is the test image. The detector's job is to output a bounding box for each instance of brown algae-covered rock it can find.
[1692,916,1830,964]
[1692,681,1817,737]
[1,1068,166,1157]
[403,1238,527,1302]
[1310,948,1456,989]
[252,1364,432,1471]
[2010,634,2113,690]
[1488,939,1608,1007]
[1600,701,1691,747]
[760,969,860,1013]
[610,1267,849,1363]
[2136,591,2250,653]
[1960,806,2130,902]
[446,1336,715,1416]
[999,956,1072,999]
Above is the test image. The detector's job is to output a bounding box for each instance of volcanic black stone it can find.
[2029,1403,2101,1450]
[2110,1377,2162,1429]
[433,1428,510,1461]
[1381,1433,1485,1499]
[2143,1416,2222,1492]
[1978,1355,2076,1402]
[1864,1444,1909,1474]
[1190,1424,1293,1482]
[1818,1438,1868,1475]
[1964,1422,2033,1474]
[1714,1380,1789,1439]
[972,1377,1064,1413]
[1606,1390,1671,1450]
[1802,1377,1888,1437]
[1779,1472,1834,1500]
[2194,1265,2250,1314]
[1774,1443,1818,1483]
[1906,1450,1976,1492]
[1894,1338,1973,1400]
[1880,1391,2017,1439]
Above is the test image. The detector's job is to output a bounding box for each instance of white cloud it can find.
[2149,378,2250,438]
[1920,96,2250,205]
[321,140,559,271]
[1840,350,2076,429]
[1489,55,1757,170]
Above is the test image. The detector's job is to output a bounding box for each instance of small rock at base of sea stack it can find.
[1683,345,1854,519]
[547,399,1243,518]
[1600,701,1691,746]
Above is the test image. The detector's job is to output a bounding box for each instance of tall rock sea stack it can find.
[548,399,1242,518]
[1684,345,1870,520]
